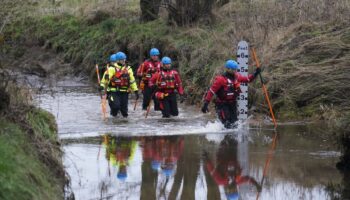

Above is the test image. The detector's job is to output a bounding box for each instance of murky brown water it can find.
[35,81,341,200]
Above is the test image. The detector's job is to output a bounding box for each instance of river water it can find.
[34,80,341,200]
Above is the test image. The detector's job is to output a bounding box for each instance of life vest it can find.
[110,66,130,88]
[144,62,160,80]
[217,77,241,102]
[158,71,176,90]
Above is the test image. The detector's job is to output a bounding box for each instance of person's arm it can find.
[236,176,262,192]
[100,67,114,89]
[128,66,138,92]
[174,71,184,95]
[100,70,108,89]
[137,62,145,78]
[236,67,261,83]
[204,76,223,102]
[148,72,159,88]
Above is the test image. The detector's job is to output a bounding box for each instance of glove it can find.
[254,67,261,77]
[99,86,105,92]
[179,95,185,103]
[201,102,209,113]
[135,91,139,100]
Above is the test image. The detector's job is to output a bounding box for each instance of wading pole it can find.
[251,48,277,129]
[96,64,107,120]
[256,130,278,200]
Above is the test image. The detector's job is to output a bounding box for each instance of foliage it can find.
[0,114,63,200]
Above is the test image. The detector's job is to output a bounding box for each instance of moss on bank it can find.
[0,108,64,200]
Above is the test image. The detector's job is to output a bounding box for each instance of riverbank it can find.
[0,79,66,199]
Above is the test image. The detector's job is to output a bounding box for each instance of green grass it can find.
[27,108,58,142]
[0,109,63,200]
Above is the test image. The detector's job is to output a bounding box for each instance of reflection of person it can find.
[158,136,184,178]
[140,136,184,177]
[204,135,261,199]
[103,135,137,181]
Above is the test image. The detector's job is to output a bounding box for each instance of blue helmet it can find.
[162,168,174,177]
[110,54,117,62]
[226,192,239,200]
[151,160,161,171]
[225,60,238,70]
[117,171,127,181]
[161,57,172,65]
[115,52,127,60]
[150,48,160,56]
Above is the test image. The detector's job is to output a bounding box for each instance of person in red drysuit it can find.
[202,59,260,128]
[137,48,162,110]
[149,56,184,118]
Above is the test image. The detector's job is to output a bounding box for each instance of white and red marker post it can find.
[237,41,249,120]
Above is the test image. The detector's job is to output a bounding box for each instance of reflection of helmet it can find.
[226,192,239,200]
[225,60,238,69]
[162,168,173,177]
[117,171,127,181]
[161,57,171,65]
[110,54,117,62]
[151,160,161,171]
[150,48,160,56]
[115,52,127,60]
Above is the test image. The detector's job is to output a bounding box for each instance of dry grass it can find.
[2,0,349,121]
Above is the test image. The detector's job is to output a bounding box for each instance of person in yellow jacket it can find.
[100,52,139,117]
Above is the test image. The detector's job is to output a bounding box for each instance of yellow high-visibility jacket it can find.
[100,63,138,92]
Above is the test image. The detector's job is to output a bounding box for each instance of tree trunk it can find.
[167,0,215,26]
[140,0,162,22]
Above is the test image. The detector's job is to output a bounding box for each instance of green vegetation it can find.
[2,0,350,126]
[0,108,64,200]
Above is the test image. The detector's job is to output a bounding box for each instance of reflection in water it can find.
[203,135,261,200]
[97,134,259,200]
[140,136,184,200]
[64,130,341,200]
[100,135,186,199]
[103,135,138,181]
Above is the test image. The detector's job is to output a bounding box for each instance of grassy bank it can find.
[0,72,65,199]
[0,109,64,200]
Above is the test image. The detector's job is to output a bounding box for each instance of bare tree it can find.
[140,0,162,22]
[166,0,215,26]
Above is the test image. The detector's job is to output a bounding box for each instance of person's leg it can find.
[169,93,179,116]
[161,97,171,118]
[223,103,237,128]
[120,92,129,118]
[108,92,121,117]
[142,85,152,110]
[215,103,227,125]
[228,103,238,124]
